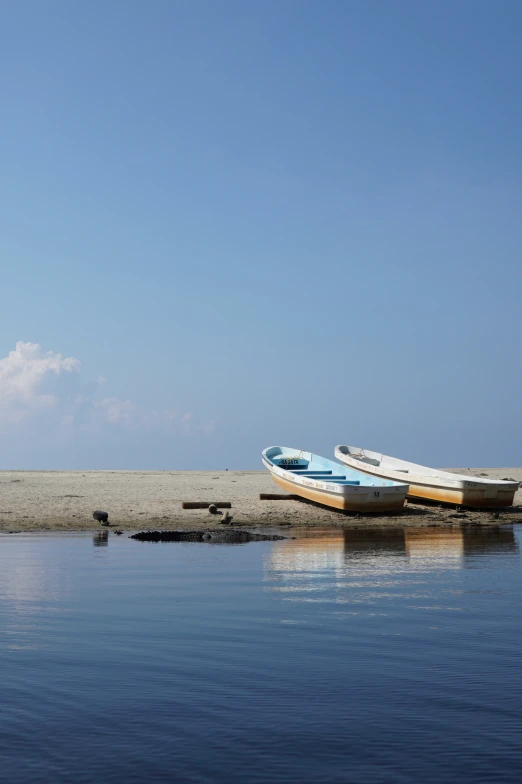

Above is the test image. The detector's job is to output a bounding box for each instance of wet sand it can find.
[0,468,521,533]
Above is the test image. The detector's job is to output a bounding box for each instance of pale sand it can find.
[0,468,521,533]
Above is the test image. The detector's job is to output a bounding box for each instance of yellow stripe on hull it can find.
[271,474,406,513]
[406,484,517,508]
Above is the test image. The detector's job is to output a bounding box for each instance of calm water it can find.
[0,526,521,783]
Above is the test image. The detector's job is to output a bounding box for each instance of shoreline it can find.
[0,468,520,534]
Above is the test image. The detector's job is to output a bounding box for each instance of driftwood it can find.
[130,530,289,543]
[259,493,299,501]
[181,501,232,509]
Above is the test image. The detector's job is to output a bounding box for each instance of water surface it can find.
[1,526,521,783]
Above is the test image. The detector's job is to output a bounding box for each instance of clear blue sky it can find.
[1,0,521,469]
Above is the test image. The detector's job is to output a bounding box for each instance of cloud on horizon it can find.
[0,341,214,437]
[0,341,80,427]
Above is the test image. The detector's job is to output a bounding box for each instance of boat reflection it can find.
[268,526,517,575]
[343,528,406,556]
[461,526,518,557]
[269,534,346,573]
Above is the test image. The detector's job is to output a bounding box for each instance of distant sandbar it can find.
[0,468,520,533]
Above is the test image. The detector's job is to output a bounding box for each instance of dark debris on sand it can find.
[130,530,290,543]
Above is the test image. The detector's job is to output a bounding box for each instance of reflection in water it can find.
[404,528,464,568]
[2,554,72,607]
[93,531,109,547]
[0,545,73,650]
[345,526,517,567]
[462,526,518,557]
[268,526,517,574]
[344,528,406,556]
[268,534,345,574]
[1,533,521,784]
[2,558,56,605]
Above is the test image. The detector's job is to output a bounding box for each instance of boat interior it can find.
[264,447,403,487]
[337,444,463,478]
[336,445,518,486]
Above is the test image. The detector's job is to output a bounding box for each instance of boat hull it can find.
[269,471,406,513]
[400,482,516,508]
[335,446,519,509]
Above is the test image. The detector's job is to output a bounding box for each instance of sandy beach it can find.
[0,468,521,533]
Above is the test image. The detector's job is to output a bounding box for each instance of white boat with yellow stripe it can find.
[262,446,409,513]
[335,445,520,508]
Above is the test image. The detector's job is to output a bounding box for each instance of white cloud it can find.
[162,409,177,426]
[0,341,214,437]
[96,397,136,426]
[196,420,215,436]
[0,341,80,425]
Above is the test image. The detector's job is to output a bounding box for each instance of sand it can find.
[0,468,521,534]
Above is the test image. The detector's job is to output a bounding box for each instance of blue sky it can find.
[1,0,521,469]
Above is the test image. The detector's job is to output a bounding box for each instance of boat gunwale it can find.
[334,445,520,492]
[262,448,409,498]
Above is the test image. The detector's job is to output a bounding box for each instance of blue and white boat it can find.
[262,446,409,513]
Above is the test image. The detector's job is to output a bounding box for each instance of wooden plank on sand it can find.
[259,493,300,500]
[181,501,232,509]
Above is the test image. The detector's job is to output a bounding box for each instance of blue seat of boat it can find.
[329,480,360,485]
[290,470,332,475]
[303,474,348,480]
